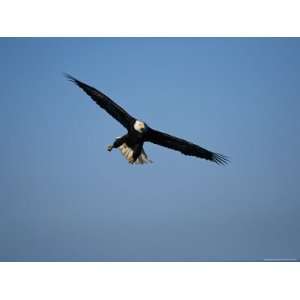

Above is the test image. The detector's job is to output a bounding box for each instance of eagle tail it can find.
[118,144,153,165]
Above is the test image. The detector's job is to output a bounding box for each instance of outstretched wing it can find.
[145,128,229,165]
[65,74,135,130]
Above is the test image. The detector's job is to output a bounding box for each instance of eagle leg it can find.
[107,135,127,152]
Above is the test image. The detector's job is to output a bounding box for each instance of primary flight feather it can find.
[65,74,229,165]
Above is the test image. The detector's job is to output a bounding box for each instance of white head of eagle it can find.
[66,74,229,166]
[133,120,147,133]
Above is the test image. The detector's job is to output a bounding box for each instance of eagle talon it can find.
[107,145,113,152]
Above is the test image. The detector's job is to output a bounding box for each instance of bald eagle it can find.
[66,74,229,165]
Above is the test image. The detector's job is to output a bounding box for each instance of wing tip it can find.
[64,72,78,83]
[64,73,87,90]
[212,153,230,166]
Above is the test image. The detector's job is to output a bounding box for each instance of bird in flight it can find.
[66,74,229,165]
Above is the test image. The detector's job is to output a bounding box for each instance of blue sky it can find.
[0,38,299,261]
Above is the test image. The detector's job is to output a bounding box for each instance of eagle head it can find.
[133,120,147,133]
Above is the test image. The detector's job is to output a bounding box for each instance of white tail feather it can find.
[118,143,153,164]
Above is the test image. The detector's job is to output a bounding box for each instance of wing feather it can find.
[145,128,229,165]
[65,74,135,129]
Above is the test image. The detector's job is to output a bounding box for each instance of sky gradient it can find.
[0,38,299,261]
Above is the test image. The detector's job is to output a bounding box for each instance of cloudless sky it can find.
[0,38,299,261]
